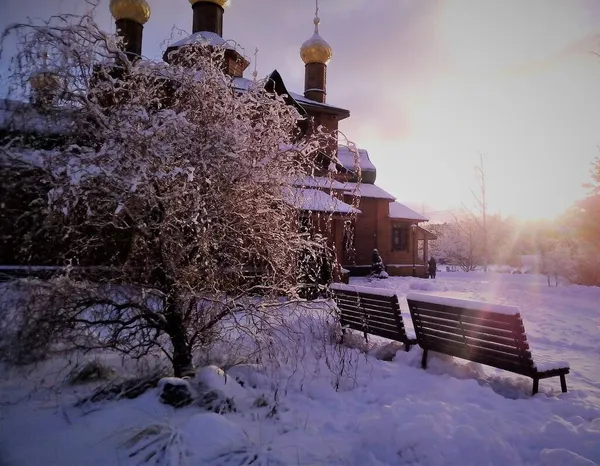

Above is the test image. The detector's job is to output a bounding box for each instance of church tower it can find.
[109,0,151,57]
[164,0,248,77]
[300,1,332,103]
[190,0,227,36]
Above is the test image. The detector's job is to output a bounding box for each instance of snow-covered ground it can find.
[1,272,599,465]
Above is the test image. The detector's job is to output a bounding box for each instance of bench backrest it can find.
[330,283,409,342]
[407,294,534,376]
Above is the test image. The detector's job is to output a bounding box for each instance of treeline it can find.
[428,156,600,286]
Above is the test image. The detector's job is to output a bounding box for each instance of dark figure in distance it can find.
[428,257,437,279]
[372,248,385,275]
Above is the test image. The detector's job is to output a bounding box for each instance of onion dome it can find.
[109,0,151,25]
[189,0,229,7]
[300,16,332,65]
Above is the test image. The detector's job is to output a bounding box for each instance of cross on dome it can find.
[300,0,332,65]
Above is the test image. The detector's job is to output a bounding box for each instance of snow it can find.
[292,177,395,202]
[2,272,600,465]
[183,412,249,461]
[293,175,347,190]
[285,187,361,214]
[535,360,571,372]
[407,292,522,315]
[336,145,376,174]
[195,365,246,400]
[389,201,429,221]
[339,181,396,200]
[232,76,255,91]
[330,282,397,298]
[167,31,237,51]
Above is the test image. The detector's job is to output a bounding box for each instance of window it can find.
[391,225,409,251]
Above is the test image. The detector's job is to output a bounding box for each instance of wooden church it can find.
[109,0,436,278]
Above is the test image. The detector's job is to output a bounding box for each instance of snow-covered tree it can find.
[429,217,483,272]
[0,10,347,376]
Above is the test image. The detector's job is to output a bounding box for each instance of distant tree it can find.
[430,217,483,272]
[0,11,347,375]
[560,155,600,285]
[462,154,489,272]
[539,235,576,286]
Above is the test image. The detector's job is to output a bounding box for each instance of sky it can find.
[1,0,600,221]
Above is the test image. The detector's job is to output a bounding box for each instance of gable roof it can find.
[389,202,428,221]
[340,182,396,200]
[287,91,350,119]
[286,187,361,214]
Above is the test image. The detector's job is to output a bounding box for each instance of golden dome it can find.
[300,16,332,65]
[109,0,151,25]
[189,0,229,7]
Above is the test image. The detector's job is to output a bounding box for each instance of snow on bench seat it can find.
[330,282,397,298]
[534,358,570,372]
[406,293,521,316]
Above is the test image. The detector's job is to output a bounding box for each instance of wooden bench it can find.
[407,293,570,396]
[330,283,416,351]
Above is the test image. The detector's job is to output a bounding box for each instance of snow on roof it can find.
[406,293,521,316]
[232,77,255,91]
[288,91,350,115]
[389,202,428,221]
[336,145,376,174]
[293,175,347,190]
[330,282,397,298]
[286,187,360,214]
[167,31,237,50]
[339,182,396,201]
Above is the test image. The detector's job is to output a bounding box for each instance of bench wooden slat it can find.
[336,297,399,318]
[343,310,406,331]
[417,327,532,361]
[337,305,398,327]
[413,313,515,337]
[409,300,521,324]
[430,339,533,370]
[425,338,531,376]
[366,319,405,334]
[421,334,529,366]
[341,315,406,342]
[411,315,529,348]
[341,320,367,333]
[334,290,395,305]
[410,306,522,333]
[412,310,530,351]
[336,298,397,315]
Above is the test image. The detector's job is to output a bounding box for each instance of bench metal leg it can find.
[532,378,539,396]
[421,348,429,369]
[560,374,567,393]
[405,343,411,352]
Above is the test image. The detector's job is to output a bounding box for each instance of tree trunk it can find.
[164,294,195,378]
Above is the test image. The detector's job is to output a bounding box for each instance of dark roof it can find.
[266,70,350,119]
